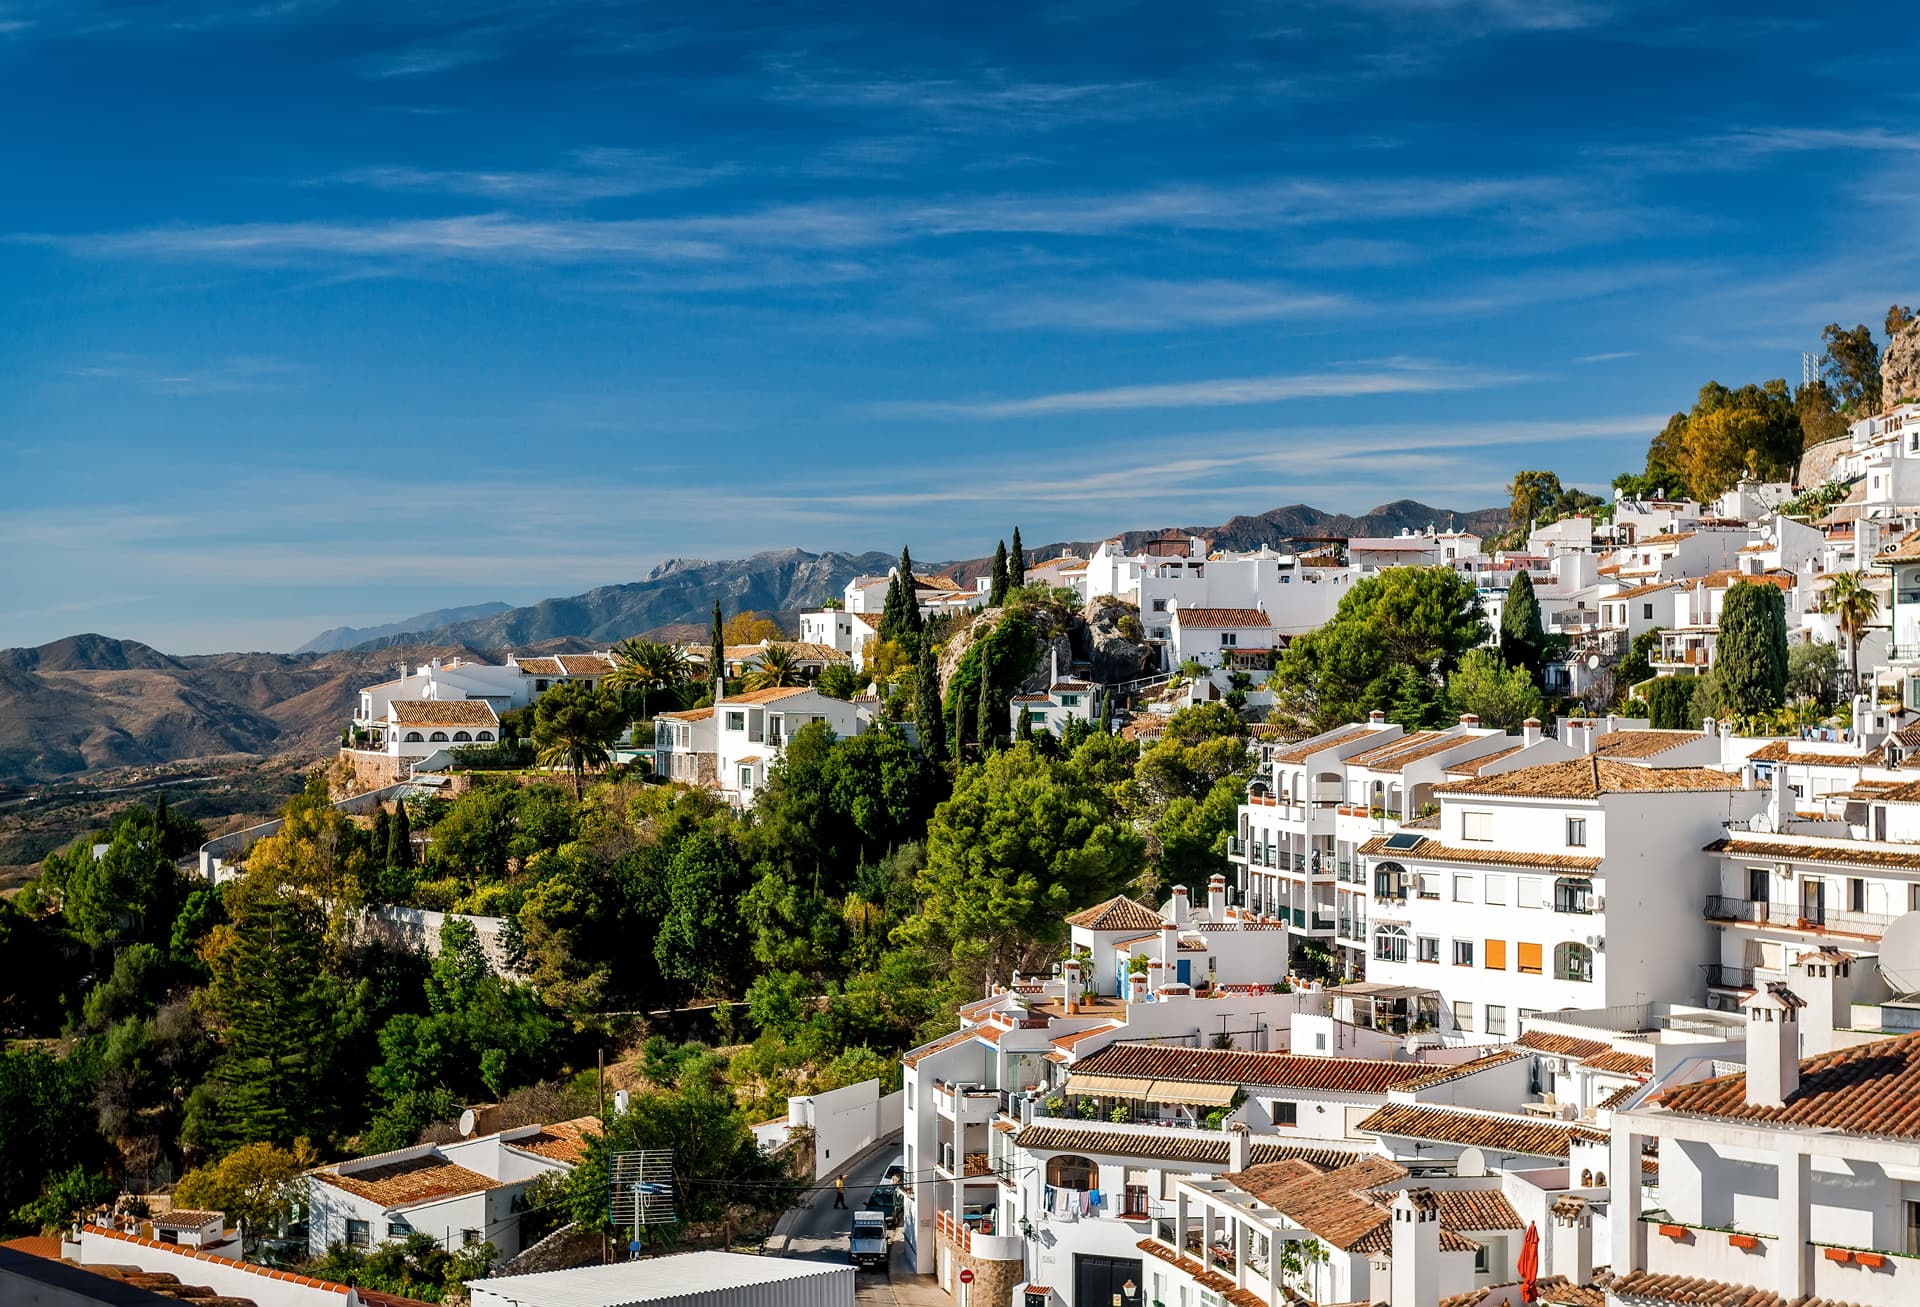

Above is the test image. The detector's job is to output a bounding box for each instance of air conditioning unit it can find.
[1586,935,1605,951]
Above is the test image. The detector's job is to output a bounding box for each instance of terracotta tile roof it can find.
[1443,743,1525,777]
[1363,733,1492,773]
[1050,1023,1122,1050]
[1517,1031,1612,1059]
[148,1210,222,1229]
[1172,607,1272,629]
[314,1154,500,1208]
[554,653,615,676]
[718,686,815,706]
[1070,1042,1424,1094]
[388,699,500,728]
[1442,1277,1602,1307]
[1426,1188,1523,1231]
[1740,740,1868,766]
[1583,1049,1655,1076]
[1610,580,1681,599]
[506,1116,601,1164]
[78,1225,441,1302]
[1385,1048,1528,1090]
[1875,526,1920,564]
[1704,836,1920,871]
[901,1026,977,1068]
[0,1235,62,1260]
[1346,730,1446,769]
[516,656,565,676]
[1436,756,1744,798]
[1598,1082,1642,1111]
[1065,895,1166,932]
[1136,1238,1240,1295]
[657,706,716,722]
[1356,1104,1593,1158]
[1591,730,1701,759]
[1605,1268,1862,1307]
[1269,724,1377,764]
[1226,1161,1482,1253]
[1018,1122,1367,1169]
[1652,1029,1920,1139]
[1358,833,1602,873]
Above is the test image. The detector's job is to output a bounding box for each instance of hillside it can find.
[4,500,1502,783]
[295,601,513,654]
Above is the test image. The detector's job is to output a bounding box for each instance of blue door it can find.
[1177,959,1191,985]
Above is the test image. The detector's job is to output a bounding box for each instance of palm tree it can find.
[743,643,804,691]
[532,683,620,799]
[1822,570,1881,695]
[604,637,690,720]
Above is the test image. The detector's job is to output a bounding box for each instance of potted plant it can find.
[1657,1224,1688,1240]
[1823,1247,1853,1263]
[1857,1252,1887,1269]
[1728,1234,1758,1251]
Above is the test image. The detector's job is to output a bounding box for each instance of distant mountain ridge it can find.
[295,602,513,654]
[2,499,1502,782]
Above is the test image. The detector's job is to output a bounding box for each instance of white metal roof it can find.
[467,1252,849,1307]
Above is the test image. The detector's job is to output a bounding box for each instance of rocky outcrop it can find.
[1887,322,1920,409]
[935,597,1157,693]
[1084,596,1158,683]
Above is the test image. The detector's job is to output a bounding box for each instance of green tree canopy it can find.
[1643,380,1804,501]
[1645,676,1699,730]
[1447,649,1544,730]
[1499,571,1546,682]
[1716,581,1790,721]
[1821,321,1882,414]
[532,683,624,799]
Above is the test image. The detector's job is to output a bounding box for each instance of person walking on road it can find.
[833,1175,848,1208]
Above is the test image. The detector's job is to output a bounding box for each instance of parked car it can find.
[866,1182,901,1227]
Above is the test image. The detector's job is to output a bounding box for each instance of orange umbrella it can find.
[1517,1221,1541,1304]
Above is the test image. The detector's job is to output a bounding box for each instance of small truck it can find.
[850,1209,889,1269]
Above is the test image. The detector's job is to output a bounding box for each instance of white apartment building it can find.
[1167,604,1277,672]
[655,685,866,803]
[509,651,616,692]
[1649,572,1800,677]
[352,656,531,736]
[1358,754,1765,1042]
[373,699,502,761]
[306,1118,597,1261]
[1066,883,1290,996]
[1611,957,1920,1307]
[1010,651,1099,739]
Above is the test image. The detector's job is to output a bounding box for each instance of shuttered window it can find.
[1518,942,1543,975]
[1484,939,1507,970]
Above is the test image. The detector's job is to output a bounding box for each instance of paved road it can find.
[779,1131,902,1261]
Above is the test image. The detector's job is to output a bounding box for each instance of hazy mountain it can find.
[295,602,513,654]
[6,500,1503,782]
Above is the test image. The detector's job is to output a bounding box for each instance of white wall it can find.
[791,1077,891,1180]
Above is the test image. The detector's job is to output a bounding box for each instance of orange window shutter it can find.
[1518,942,1543,975]
[1485,939,1507,970]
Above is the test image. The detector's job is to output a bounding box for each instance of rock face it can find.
[935,598,1158,694]
[1083,596,1159,684]
[1887,322,1920,409]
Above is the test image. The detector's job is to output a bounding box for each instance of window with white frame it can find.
[1485,1004,1508,1037]
[1417,935,1440,963]
[1517,875,1542,908]
[1462,810,1493,842]
[1453,874,1473,902]
[1452,938,1474,966]
[1373,923,1409,963]
[1221,632,1238,647]
[1485,875,1506,905]
[1453,1000,1473,1031]
[1566,817,1587,847]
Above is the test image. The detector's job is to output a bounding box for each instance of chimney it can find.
[1743,983,1806,1108]
[1389,1190,1440,1307]
[1564,719,1594,755]
[1228,1122,1251,1172]
[1551,1200,1593,1285]
[1161,921,1180,967]
[1050,647,1060,687]
[1061,959,1083,1012]
[1457,713,1480,729]
[1208,873,1227,922]
[1170,885,1191,926]
[1522,718,1542,748]
[1793,950,1855,1056]
[1368,710,1388,728]
[1147,958,1167,993]
[1701,714,1716,737]
[1126,971,1149,1005]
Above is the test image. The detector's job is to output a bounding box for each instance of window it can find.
[1850,878,1867,913]
[1417,935,1440,963]
[404,731,424,743]
[1463,811,1493,842]
[1566,817,1587,847]
[1453,1000,1474,1032]
[1453,939,1475,966]
[429,730,449,742]
[1374,863,1410,901]
[387,1220,413,1238]
[1911,884,1920,913]
[1453,874,1474,902]
[346,1219,371,1248]
[1555,942,1594,982]
[1517,876,1542,909]
[1908,1201,1920,1257]
[739,767,754,790]
[1060,694,1079,706]
[1475,1244,1490,1274]
[1373,923,1409,963]
[1485,876,1506,905]
[462,1229,481,1247]
[452,731,472,742]
[1642,603,1655,620]
[1485,939,1508,970]
[1418,873,1439,900]
[1273,1101,1298,1127]
[1046,1155,1097,1191]
[1517,942,1544,975]
[1554,878,1592,913]
[476,730,494,742]
[1486,1005,1508,1037]
[1152,599,1168,612]
[726,710,746,731]
[1221,632,1238,647]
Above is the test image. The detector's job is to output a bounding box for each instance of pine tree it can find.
[1717,580,1789,721]
[1500,571,1546,682]
[207,894,335,1148]
[913,648,948,764]
[1009,527,1026,589]
[990,540,1010,606]
[709,602,726,693]
[387,799,414,870]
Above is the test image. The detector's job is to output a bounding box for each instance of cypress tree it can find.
[977,679,996,753]
[1099,696,1113,736]
[1016,706,1034,741]
[990,541,1010,606]
[953,683,968,757]
[387,799,414,870]
[914,648,948,764]
[371,804,391,866]
[709,602,726,693]
[1717,580,1789,720]
[1500,571,1546,682]
[1009,527,1026,589]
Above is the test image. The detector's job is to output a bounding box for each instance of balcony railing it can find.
[1705,895,1898,939]
[1703,964,1755,990]
[1227,837,1246,858]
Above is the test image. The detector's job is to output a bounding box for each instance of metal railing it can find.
[1705,895,1897,938]
[1703,963,1755,990]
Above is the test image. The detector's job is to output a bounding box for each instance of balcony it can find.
[1705,895,1898,939]
[1703,964,1755,990]
[1227,837,1246,859]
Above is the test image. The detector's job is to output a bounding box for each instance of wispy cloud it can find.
[64,354,305,395]
[1576,350,1637,363]
[983,279,1353,331]
[315,149,733,203]
[868,360,1529,419]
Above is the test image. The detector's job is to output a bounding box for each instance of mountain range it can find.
[0,499,1504,785]
[294,601,514,654]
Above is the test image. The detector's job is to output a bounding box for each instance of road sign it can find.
[960,1269,976,1285]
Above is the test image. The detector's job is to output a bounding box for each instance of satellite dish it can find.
[458,1109,477,1138]
[1455,1147,1487,1177]
[1879,912,1920,995]
[1587,654,1601,670]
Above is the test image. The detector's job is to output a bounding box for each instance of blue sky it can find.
[3,0,1917,652]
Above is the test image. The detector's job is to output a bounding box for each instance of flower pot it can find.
[1856,1252,1886,1269]
[1823,1248,1853,1263]
[1728,1234,1758,1251]
[1658,1224,1688,1240]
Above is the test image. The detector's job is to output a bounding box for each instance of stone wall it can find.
[338,748,406,793]
[939,1222,1024,1307]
